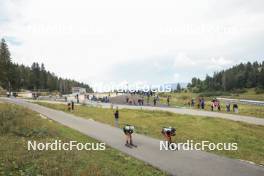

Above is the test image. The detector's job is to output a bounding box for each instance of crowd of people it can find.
[68,91,240,115]
[125,93,163,107]
[188,97,239,113]
[126,96,145,106]
[65,93,242,149]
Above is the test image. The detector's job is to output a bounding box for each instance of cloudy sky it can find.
[0,0,263,87]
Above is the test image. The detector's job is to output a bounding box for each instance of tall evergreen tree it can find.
[189,61,264,92]
[0,38,93,93]
[176,83,181,92]
[0,39,12,91]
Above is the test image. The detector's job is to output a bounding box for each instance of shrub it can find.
[191,87,201,93]
[231,89,247,94]
[179,95,189,100]
[255,87,264,94]
[198,91,231,97]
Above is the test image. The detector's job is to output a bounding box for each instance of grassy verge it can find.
[0,103,166,176]
[36,102,264,165]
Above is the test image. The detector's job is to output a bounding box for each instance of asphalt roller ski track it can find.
[1,98,264,176]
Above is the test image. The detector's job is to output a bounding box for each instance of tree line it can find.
[0,38,93,94]
[188,61,264,93]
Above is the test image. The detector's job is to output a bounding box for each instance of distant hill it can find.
[188,61,264,92]
[0,38,93,93]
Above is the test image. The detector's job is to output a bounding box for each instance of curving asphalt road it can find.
[25,99,264,126]
[1,97,264,176]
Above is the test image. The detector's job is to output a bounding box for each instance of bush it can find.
[255,87,264,94]
[179,95,189,100]
[198,91,231,97]
[231,89,247,94]
[191,87,201,93]
[0,86,6,96]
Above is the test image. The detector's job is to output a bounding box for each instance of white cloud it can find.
[173,52,196,69]
[209,57,234,70]
[173,73,180,81]
[0,0,263,85]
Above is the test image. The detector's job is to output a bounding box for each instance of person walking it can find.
[211,100,214,111]
[114,107,119,127]
[76,94,79,104]
[201,98,205,109]
[167,96,170,106]
[217,100,221,111]
[191,99,195,107]
[233,104,239,113]
[71,101,74,111]
[153,97,157,106]
[147,94,150,105]
[226,103,231,112]
[197,98,201,109]
[67,102,71,111]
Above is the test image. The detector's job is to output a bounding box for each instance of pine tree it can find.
[189,61,263,92]
[176,83,181,92]
[0,38,12,91]
[40,63,47,90]
[0,38,93,93]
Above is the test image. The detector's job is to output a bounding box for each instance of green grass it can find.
[223,88,264,101]
[0,103,166,176]
[154,90,264,118]
[36,102,264,166]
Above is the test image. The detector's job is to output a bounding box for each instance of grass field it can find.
[0,103,166,176]
[222,88,264,101]
[148,90,264,118]
[36,102,264,166]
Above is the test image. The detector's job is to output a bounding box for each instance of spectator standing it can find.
[114,107,119,127]
[201,98,205,109]
[217,101,221,111]
[191,99,195,107]
[153,97,157,106]
[71,101,74,110]
[211,100,214,111]
[233,104,239,113]
[226,103,231,112]
[167,96,170,106]
[197,98,201,109]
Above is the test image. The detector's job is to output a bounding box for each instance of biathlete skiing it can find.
[161,127,176,146]
[123,124,137,148]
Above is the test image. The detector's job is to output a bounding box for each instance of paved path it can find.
[27,99,264,126]
[2,98,264,176]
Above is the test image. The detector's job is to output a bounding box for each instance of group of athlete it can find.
[114,107,175,148]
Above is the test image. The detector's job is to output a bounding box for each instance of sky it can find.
[0,0,264,88]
